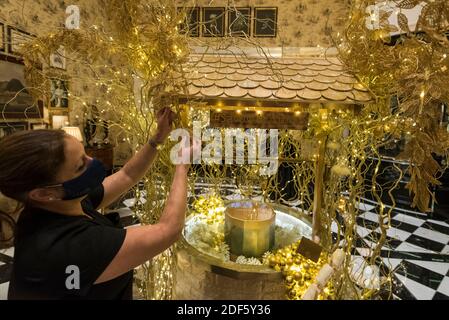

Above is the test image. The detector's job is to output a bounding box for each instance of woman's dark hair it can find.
[0,130,66,202]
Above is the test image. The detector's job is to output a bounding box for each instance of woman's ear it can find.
[28,188,61,202]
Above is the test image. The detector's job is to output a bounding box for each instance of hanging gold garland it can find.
[337,0,449,213]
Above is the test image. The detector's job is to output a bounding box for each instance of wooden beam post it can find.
[312,135,327,244]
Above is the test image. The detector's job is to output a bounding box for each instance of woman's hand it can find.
[154,107,176,144]
[176,136,201,171]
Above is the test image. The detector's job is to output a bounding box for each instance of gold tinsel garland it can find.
[264,243,333,300]
[337,0,449,213]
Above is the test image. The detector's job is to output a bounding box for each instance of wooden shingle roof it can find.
[175,55,373,106]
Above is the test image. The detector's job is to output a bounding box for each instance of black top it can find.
[8,186,133,300]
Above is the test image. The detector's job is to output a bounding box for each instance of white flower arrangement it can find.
[235,256,263,265]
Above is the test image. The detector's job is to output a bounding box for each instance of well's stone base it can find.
[174,244,286,300]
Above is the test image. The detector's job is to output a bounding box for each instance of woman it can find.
[0,108,189,300]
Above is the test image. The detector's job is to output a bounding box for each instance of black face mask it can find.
[59,158,106,200]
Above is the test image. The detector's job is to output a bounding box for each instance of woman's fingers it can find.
[156,107,165,118]
[158,107,170,118]
[158,108,169,122]
[168,110,177,123]
[160,108,176,124]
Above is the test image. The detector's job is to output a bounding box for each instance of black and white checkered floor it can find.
[1,182,449,300]
[348,201,449,300]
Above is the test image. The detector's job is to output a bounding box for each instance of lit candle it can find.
[225,201,275,258]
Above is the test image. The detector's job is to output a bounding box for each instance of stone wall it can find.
[174,241,286,300]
